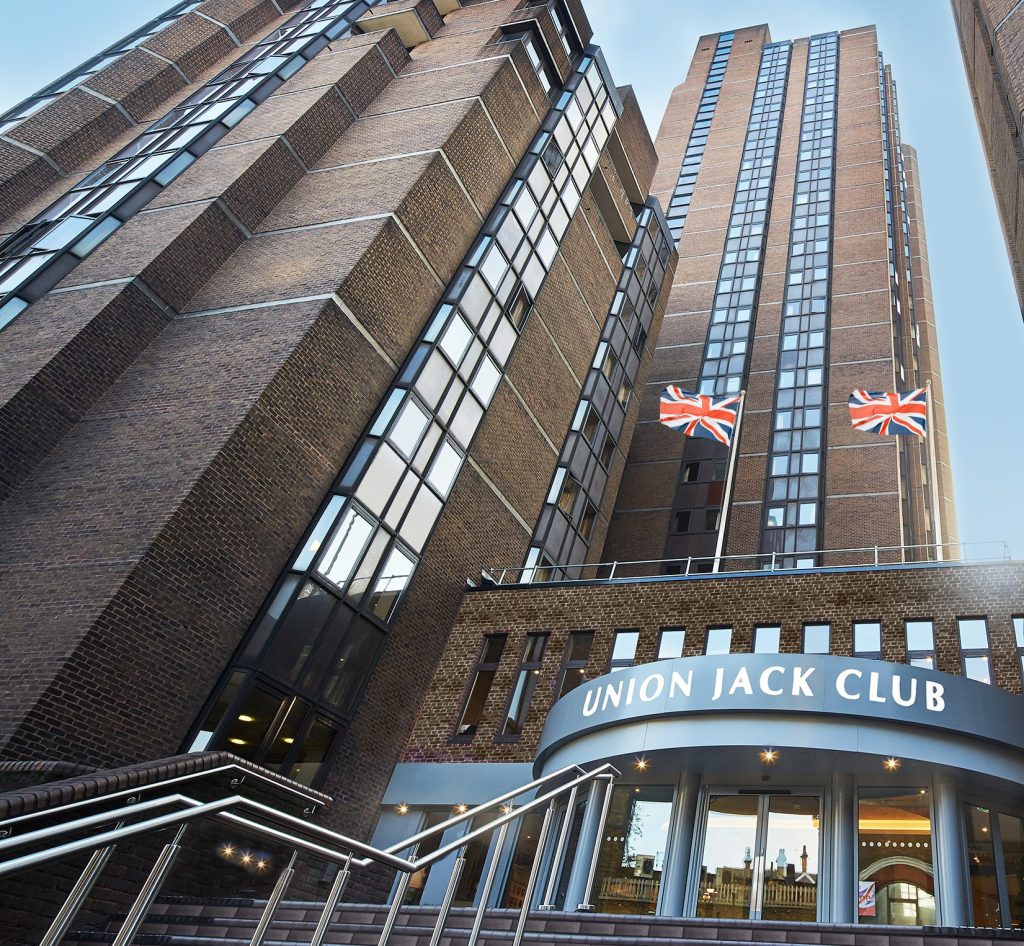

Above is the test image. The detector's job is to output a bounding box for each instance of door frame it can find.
[685,784,830,922]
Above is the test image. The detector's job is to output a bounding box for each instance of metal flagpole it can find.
[713,389,745,573]
[925,380,944,561]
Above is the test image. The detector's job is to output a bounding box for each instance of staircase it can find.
[65,898,1024,946]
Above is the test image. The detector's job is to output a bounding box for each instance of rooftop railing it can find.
[481,540,1014,587]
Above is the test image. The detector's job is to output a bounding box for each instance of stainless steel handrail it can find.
[0,758,621,946]
[0,760,325,831]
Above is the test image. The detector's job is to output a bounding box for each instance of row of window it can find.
[0,0,202,137]
[454,616,1024,743]
[0,0,392,330]
[665,32,734,243]
[758,34,839,567]
[526,205,672,578]
[188,45,620,783]
[665,41,793,561]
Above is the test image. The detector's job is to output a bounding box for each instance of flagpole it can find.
[713,389,745,573]
[925,380,944,561]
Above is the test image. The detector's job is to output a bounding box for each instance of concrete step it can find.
[65,900,1024,946]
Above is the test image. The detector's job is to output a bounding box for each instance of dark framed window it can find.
[958,617,992,684]
[905,619,935,669]
[1014,616,1024,682]
[853,621,882,660]
[673,510,691,533]
[658,627,685,659]
[500,633,549,739]
[706,626,732,655]
[556,631,593,699]
[609,629,639,672]
[753,625,781,654]
[454,635,507,740]
[803,622,830,654]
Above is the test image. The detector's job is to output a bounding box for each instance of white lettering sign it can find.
[578,661,946,720]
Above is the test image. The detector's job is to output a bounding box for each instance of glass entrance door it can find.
[695,793,821,921]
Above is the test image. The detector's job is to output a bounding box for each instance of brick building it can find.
[0,0,674,848]
[1,6,1023,945]
[367,23,1024,937]
[951,0,1024,315]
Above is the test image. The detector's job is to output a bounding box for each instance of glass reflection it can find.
[594,786,674,915]
[697,795,758,918]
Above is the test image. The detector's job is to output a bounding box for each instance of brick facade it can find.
[404,561,1024,764]
[0,0,665,866]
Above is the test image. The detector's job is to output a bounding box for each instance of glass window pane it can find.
[388,399,429,459]
[854,622,882,656]
[958,618,989,650]
[706,626,732,655]
[611,630,639,663]
[964,655,992,684]
[367,545,416,620]
[754,625,781,653]
[322,618,386,714]
[317,507,374,588]
[219,685,286,759]
[658,628,685,659]
[288,716,337,786]
[857,788,934,926]
[262,580,336,682]
[998,813,1024,929]
[905,620,934,652]
[803,623,830,654]
[965,806,1001,927]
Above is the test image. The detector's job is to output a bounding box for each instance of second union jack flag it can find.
[659,387,741,446]
[848,387,928,437]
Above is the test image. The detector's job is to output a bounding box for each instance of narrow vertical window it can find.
[958,618,992,684]
[706,626,732,655]
[556,631,593,699]
[1014,616,1024,682]
[803,623,830,654]
[454,635,507,739]
[753,625,781,654]
[609,629,639,672]
[905,619,935,669]
[853,621,882,660]
[658,627,685,659]
[500,633,549,738]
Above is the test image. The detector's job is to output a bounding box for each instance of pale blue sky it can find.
[1,1,1020,557]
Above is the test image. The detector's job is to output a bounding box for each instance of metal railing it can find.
[483,539,1014,586]
[0,758,619,946]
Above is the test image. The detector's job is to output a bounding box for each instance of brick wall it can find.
[404,561,1024,764]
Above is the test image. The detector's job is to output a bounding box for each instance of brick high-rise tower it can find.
[604,25,958,572]
[951,0,1024,317]
[0,0,673,847]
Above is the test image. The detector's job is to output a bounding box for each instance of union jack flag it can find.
[848,387,928,437]
[659,387,741,446]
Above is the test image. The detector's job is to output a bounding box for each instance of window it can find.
[1015,616,1024,681]
[706,626,732,655]
[683,462,700,482]
[803,623,830,654]
[658,627,685,659]
[853,621,882,660]
[905,620,935,669]
[556,631,593,699]
[959,618,992,684]
[454,635,507,739]
[609,630,639,672]
[501,633,548,738]
[557,474,581,516]
[753,625,781,653]
[857,788,934,925]
[674,510,691,533]
[705,508,721,531]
